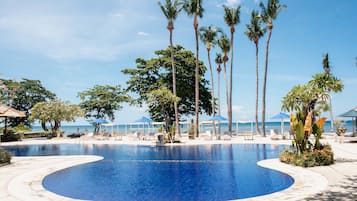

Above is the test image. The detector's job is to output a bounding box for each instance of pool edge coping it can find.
[0,155,103,201]
[232,158,328,201]
[0,146,329,201]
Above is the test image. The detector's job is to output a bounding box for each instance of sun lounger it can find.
[270,129,280,140]
[221,134,231,141]
[336,132,357,143]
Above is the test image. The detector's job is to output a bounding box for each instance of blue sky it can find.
[0,0,356,125]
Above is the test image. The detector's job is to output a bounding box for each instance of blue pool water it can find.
[3,144,294,201]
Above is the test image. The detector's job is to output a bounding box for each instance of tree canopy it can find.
[122,45,212,125]
[282,73,343,119]
[78,84,131,121]
[0,78,56,127]
[29,100,83,137]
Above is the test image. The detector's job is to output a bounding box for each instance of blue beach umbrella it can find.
[209,115,228,121]
[271,112,290,119]
[135,116,153,124]
[339,107,357,133]
[271,112,290,135]
[208,115,227,136]
[88,118,109,134]
[134,116,152,135]
[89,118,109,124]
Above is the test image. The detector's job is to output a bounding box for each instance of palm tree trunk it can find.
[207,49,216,138]
[194,15,200,138]
[255,42,261,135]
[229,31,234,136]
[170,29,180,137]
[262,29,272,137]
[223,61,229,135]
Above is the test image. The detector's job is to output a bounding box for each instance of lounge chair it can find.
[270,129,280,140]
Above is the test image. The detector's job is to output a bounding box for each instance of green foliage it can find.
[30,100,83,137]
[282,69,343,159]
[146,87,179,131]
[122,45,212,124]
[78,84,131,134]
[223,5,241,29]
[199,26,222,50]
[158,0,182,28]
[13,123,31,133]
[79,84,131,120]
[0,149,12,164]
[279,145,334,167]
[182,0,204,18]
[259,0,287,25]
[294,120,306,153]
[0,128,20,142]
[0,79,56,127]
[217,34,230,61]
[245,10,266,44]
[282,73,343,118]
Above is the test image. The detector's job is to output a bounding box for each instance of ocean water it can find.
[31,120,353,136]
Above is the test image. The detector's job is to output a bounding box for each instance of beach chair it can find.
[270,129,280,140]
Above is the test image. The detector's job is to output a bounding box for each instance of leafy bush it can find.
[279,145,334,167]
[0,149,12,164]
[1,129,20,142]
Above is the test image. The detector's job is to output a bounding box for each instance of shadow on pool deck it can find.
[303,175,357,201]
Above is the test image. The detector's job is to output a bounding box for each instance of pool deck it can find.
[1,135,357,201]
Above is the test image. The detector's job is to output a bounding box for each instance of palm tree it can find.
[217,34,230,135]
[245,10,266,135]
[322,53,334,131]
[183,0,204,138]
[215,53,223,135]
[259,0,286,137]
[199,25,221,138]
[158,0,182,137]
[223,5,240,136]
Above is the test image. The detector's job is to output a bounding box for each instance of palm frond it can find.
[223,5,241,27]
[183,0,204,18]
[245,10,266,43]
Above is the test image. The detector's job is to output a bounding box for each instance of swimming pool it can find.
[4,144,294,201]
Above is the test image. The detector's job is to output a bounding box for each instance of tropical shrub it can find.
[1,129,20,142]
[279,145,334,167]
[0,149,12,164]
[281,70,343,167]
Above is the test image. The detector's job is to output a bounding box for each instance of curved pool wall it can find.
[3,144,294,201]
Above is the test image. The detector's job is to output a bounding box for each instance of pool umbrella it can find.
[339,107,357,134]
[0,103,26,137]
[89,118,109,124]
[134,116,152,135]
[208,115,227,136]
[88,118,109,134]
[271,112,290,135]
[209,115,227,121]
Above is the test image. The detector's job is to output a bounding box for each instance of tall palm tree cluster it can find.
[158,0,286,137]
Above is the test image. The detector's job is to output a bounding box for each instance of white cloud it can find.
[225,0,242,6]
[137,31,149,36]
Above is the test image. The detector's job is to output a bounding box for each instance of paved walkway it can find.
[0,155,103,201]
[0,136,356,201]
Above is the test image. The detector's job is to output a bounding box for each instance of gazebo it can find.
[0,104,26,140]
[339,107,357,134]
